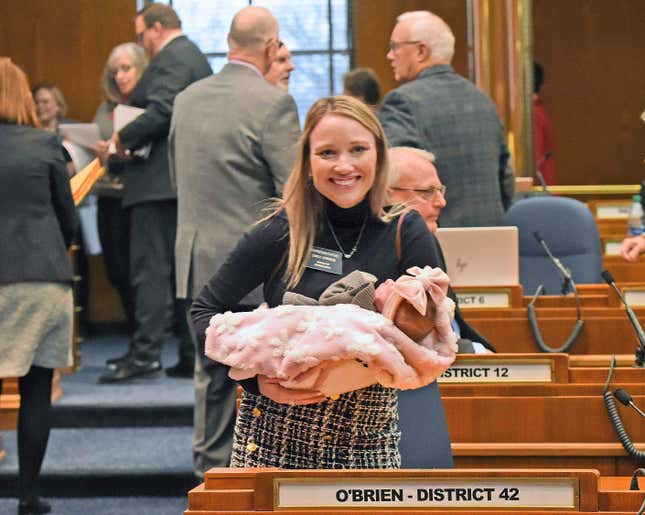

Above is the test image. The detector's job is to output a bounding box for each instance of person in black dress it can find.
[191,95,454,468]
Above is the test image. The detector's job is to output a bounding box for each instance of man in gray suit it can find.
[379,10,514,228]
[169,5,300,477]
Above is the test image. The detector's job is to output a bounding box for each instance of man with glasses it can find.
[170,5,300,479]
[379,10,514,228]
[388,146,494,354]
[100,3,212,383]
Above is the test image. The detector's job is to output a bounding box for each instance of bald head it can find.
[388,147,446,232]
[228,6,278,50]
[228,6,280,74]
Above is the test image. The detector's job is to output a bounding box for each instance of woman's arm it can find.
[48,137,77,247]
[191,216,288,349]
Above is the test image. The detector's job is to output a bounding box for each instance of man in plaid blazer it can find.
[379,10,514,228]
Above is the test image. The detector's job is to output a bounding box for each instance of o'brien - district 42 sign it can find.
[276,478,577,509]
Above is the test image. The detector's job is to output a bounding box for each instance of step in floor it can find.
[0,426,195,496]
[0,496,189,515]
[53,334,194,427]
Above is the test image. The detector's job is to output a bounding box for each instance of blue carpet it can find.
[0,331,199,500]
[0,496,188,515]
[51,334,194,427]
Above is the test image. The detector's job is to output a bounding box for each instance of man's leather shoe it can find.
[98,359,161,383]
[165,360,194,378]
[18,497,51,514]
[105,350,132,371]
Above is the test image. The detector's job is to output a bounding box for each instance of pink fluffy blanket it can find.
[205,266,457,399]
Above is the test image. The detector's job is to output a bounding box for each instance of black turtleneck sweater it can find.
[191,198,445,354]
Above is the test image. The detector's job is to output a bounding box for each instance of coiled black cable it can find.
[602,356,645,461]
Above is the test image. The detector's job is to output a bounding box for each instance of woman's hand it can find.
[93,139,110,164]
[258,375,326,405]
[620,235,645,262]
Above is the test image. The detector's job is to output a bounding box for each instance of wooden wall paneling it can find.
[0,0,136,122]
[533,0,645,185]
[353,0,470,97]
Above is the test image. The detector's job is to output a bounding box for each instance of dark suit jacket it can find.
[379,65,515,228]
[0,123,77,283]
[118,35,212,208]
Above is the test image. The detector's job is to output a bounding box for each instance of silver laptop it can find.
[435,226,519,286]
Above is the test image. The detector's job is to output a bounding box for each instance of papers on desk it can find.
[111,104,152,159]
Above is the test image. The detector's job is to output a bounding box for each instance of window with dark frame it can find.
[146,0,353,123]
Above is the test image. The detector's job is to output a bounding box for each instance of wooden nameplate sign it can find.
[453,285,522,309]
[187,468,599,513]
[622,285,645,306]
[438,353,565,384]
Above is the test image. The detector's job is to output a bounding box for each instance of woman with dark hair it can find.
[191,95,454,469]
[0,58,77,514]
[92,43,148,354]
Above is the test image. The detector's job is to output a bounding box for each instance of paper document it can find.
[112,104,152,159]
[58,123,101,149]
[62,140,95,172]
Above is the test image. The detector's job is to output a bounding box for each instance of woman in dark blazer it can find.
[0,58,77,515]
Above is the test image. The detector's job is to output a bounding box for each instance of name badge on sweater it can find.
[306,247,343,275]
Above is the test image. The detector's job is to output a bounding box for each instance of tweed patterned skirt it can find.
[230,384,400,469]
[0,282,73,378]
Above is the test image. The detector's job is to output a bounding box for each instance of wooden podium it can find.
[186,468,645,514]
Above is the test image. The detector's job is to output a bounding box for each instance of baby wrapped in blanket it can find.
[205,266,457,399]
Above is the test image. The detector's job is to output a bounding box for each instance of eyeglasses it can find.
[390,185,447,199]
[136,30,146,43]
[388,40,422,52]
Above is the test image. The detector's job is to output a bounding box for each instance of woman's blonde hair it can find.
[0,58,40,127]
[272,95,397,288]
[100,43,148,103]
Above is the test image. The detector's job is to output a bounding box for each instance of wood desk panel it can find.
[187,468,645,514]
[464,308,645,355]
[442,395,645,443]
[604,255,645,282]
[452,443,640,475]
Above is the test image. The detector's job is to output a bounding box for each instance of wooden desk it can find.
[440,354,645,474]
[457,284,645,356]
[187,468,644,514]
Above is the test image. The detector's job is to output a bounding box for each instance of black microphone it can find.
[601,269,645,367]
[614,388,645,419]
[533,231,573,294]
[630,468,645,491]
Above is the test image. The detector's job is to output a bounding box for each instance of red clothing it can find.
[533,95,557,185]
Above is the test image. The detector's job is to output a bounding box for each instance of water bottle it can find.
[627,195,644,236]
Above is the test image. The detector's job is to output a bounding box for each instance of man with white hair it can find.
[170,5,300,477]
[380,11,514,228]
[388,147,494,353]
[264,42,295,91]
